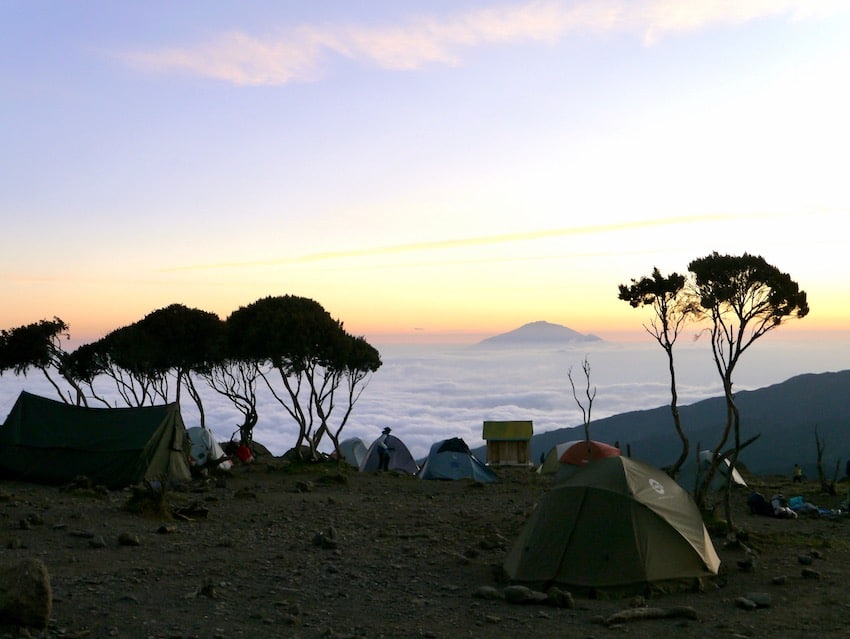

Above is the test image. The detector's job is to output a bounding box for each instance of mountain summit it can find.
[477,321,602,347]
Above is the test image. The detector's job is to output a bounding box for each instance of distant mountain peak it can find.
[477,321,602,347]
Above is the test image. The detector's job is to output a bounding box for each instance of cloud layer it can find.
[119,1,844,86]
[3,339,848,462]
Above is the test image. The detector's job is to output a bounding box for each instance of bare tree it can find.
[201,360,261,448]
[568,355,596,454]
[814,425,837,495]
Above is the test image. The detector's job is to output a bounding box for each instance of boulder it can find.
[0,558,52,628]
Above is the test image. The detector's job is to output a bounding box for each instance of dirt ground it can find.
[1,457,849,639]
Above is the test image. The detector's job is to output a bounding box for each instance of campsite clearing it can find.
[0,458,848,638]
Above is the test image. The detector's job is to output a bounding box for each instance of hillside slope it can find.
[475,370,850,478]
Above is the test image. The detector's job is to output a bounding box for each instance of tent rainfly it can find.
[555,440,621,483]
[504,456,720,595]
[418,437,498,483]
[0,391,192,489]
[537,439,621,475]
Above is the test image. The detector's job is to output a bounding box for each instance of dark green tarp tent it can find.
[0,391,192,489]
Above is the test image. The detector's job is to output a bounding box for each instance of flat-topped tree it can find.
[618,268,700,479]
[226,295,381,457]
[688,252,809,525]
[132,304,225,427]
[71,304,225,414]
[0,317,84,404]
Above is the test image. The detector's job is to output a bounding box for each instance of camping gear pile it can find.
[187,426,233,471]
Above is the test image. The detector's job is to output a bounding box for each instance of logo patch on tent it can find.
[648,478,665,495]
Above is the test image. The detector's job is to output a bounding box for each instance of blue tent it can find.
[418,437,497,483]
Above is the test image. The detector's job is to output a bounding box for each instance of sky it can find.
[2,1,850,346]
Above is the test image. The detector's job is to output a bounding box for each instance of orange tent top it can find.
[558,440,621,466]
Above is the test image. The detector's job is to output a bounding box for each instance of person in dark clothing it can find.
[377,427,392,471]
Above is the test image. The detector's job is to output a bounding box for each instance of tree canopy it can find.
[0,317,83,403]
[1,296,381,457]
[226,295,382,456]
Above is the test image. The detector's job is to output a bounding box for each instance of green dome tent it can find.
[0,391,192,489]
[504,456,720,595]
[418,437,497,483]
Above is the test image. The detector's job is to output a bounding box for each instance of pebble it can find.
[118,532,141,546]
[88,536,107,549]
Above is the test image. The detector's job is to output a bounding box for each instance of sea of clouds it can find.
[2,338,848,461]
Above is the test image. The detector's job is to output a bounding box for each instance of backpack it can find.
[747,492,773,517]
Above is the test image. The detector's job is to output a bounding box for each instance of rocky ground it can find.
[1,457,849,639]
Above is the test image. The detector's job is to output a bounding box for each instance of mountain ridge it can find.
[476,320,602,347]
[472,369,850,478]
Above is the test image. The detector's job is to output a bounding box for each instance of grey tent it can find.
[418,437,497,483]
[504,456,720,594]
[360,432,419,474]
[0,391,192,489]
[338,437,368,469]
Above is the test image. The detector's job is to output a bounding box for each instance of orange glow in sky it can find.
[3,2,849,349]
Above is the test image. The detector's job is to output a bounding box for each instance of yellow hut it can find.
[482,420,533,466]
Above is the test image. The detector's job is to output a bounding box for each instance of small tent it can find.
[338,437,368,469]
[360,432,419,474]
[537,439,620,475]
[418,437,498,483]
[697,449,748,488]
[187,427,233,470]
[504,456,720,594]
[553,439,621,482]
[0,391,192,489]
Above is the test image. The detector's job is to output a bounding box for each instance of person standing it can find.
[377,427,392,471]
[793,463,803,483]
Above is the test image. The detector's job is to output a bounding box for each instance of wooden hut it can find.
[482,420,533,466]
